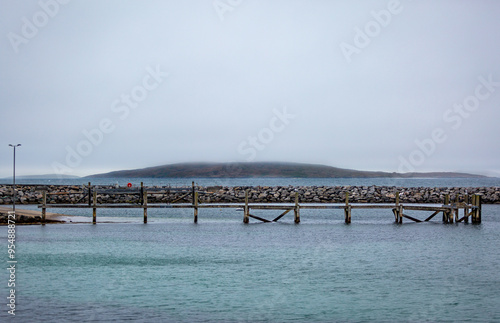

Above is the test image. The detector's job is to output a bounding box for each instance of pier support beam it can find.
[294,192,300,224]
[344,192,351,224]
[41,190,46,225]
[472,195,482,224]
[464,194,469,223]
[192,181,195,205]
[477,195,482,223]
[448,195,454,224]
[143,189,148,224]
[88,182,92,207]
[194,191,198,223]
[395,192,402,224]
[140,182,144,205]
[243,189,249,224]
[92,190,97,224]
[345,206,351,224]
[443,194,450,223]
[472,195,477,223]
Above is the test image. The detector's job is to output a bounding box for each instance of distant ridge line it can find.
[86,162,486,179]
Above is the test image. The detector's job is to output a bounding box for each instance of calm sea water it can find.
[3,176,500,187]
[1,178,499,322]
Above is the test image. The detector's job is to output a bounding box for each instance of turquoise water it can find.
[1,178,500,322]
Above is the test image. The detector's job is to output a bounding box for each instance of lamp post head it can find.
[8,144,21,148]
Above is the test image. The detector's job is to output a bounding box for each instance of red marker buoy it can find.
[127,183,132,188]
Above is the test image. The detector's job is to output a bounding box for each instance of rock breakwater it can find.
[0,184,499,205]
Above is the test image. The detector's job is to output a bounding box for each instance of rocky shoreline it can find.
[0,206,68,224]
[0,184,499,205]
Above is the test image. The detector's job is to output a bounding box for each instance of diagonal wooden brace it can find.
[272,209,292,222]
[401,213,422,223]
[424,210,440,222]
[248,214,272,223]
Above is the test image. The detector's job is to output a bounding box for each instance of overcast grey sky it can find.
[1,0,499,177]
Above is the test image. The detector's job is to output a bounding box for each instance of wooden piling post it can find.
[92,190,97,224]
[192,181,195,205]
[344,192,348,223]
[443,194,450,223]
[470,195,476,223]
[448,195,455,224]
[194,191,198,223]
[243,189,249,224]
[454,194,459,223]
[88,182,92,206]
[143,189,148,223]
[140,182,144,205]
[41,190,46,225]
[471,195,476,223]
[464,194,469,223]
[392,208,398,223]
[396,192,403,224]
[294,192,300,224]
[476,195,482,224]
[396,191,403,223]
[395,191,401,224]
[392,192,398,223]
[344,192,351,224]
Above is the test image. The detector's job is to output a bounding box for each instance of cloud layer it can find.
[1,0,499,177]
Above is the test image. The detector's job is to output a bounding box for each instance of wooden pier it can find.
[37,183,483,225]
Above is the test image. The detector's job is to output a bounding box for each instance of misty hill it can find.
[87,162,485,179]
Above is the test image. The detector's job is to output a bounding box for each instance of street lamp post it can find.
[8,144,21,211]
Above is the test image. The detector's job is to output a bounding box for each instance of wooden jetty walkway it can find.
[37,183,483,225]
